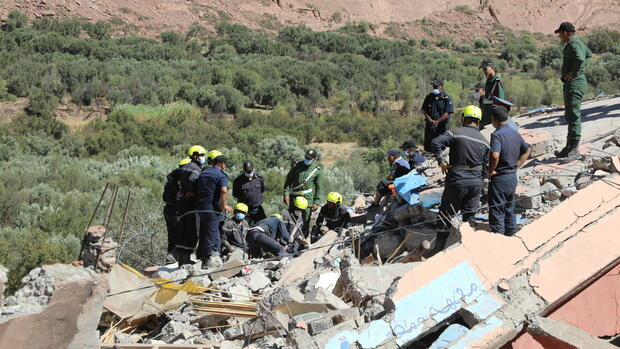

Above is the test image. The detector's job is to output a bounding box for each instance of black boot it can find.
[554,139,571,158]
[560,140,581,164]
[176,249,195,267]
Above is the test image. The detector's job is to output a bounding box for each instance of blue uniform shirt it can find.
[490,125,530,175]
[196,167,228,211]
[421,92,454,120]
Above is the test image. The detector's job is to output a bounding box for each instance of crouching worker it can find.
[312,192,351,242]
[246,214,291,258]
[221,203,250,254]
[370,149,411,209]
[281,196,308,245]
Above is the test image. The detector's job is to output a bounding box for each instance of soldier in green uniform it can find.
[283,149,324,237]
[554,22,592,162]
[479,58,506,129]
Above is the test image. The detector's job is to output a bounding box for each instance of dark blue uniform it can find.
[431,125,489,229]
[421,92,454,151]
[232,173,267,224]
[163,166,184,252]
[246,217,290,257]
[196,167,228,259]
[177,161,202,252]
[489,125,530,236]
[407,151,426,170]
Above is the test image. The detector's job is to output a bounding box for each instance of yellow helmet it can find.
[187,145,207,156]
[179,157,191,166]
[462,105,482,120]
[293,196,309,210]
[326,192,343,204]
[234,203,249,214]
[207,150,223,161]
[271,213,283,221]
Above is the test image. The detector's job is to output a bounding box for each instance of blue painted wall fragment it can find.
[428,324,469,349]
[324,261,495,349]
[394,172,427,206]
[447,317,503,349]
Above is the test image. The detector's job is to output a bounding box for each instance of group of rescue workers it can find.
[163,147,351,269]
[162,21,591,268]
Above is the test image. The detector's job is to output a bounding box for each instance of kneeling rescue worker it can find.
[312,192,350,242]
[221,203,250,254]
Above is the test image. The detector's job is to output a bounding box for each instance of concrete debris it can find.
[247,270,271,292]
[80,226,118,272]
[336,262,418,305]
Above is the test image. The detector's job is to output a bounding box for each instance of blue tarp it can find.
[394,172,427,206]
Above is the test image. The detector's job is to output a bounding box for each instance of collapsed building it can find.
[1,96,620,348]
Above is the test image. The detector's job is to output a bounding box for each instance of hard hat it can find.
[326,192,343,204]
[462,105,482,120]
[271,213,283,221]
[207,150,223,161]
[293,196,309,210]
[234,203,249,214]
[187,145,207,156]
[179,157,191,166]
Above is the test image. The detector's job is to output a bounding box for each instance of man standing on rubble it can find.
[176,145,207,266]
[163,157,191,260]
[246,214,291,258]
[431,105,489,248]
[196,155,232,269]
[283,149,324,237]
[421,79,454,151]
[233,160,266,224]
[488,107,531,236]
[479,59,506,129]
[554,22,592,163]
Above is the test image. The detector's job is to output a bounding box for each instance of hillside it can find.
[2,0,620,40]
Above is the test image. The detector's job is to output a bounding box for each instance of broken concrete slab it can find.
[211,258,244,280]
[337,262,418,305]
[0,264,108,349]
[278,230,338,286]
[247,271,270,292]
[527,316,617,349]
[304,287,348,310]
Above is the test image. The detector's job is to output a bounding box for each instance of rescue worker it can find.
[163,157,191,259]
[221,203,250,254]
[421,79,454,151]
[371,149,410,207]
[283,149,324,237]
[471,81,485,108]
[246,214,291,258]
[232,160,266,224]
[399,140,426,171]
[176,145,207,266]
[312,192,351,242]
[431,106,489,248]
[554,22,592,163]
[488,107,531,236]
[196,155,231,269]
[281,196,308,245]
[479,59,506,129]
[206,150,223,166]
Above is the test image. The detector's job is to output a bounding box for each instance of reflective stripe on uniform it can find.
[291,189,313,195]
[291,167,319,191]
[453,134,490,148]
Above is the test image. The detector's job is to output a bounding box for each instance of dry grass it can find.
[310,142,366,168]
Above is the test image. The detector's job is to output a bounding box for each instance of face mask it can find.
[198,156,206,165]
[472,92,481,100]
[244,172,254,178]
[402,151,409,159]
[235,213,246,220]
[432,89,440,95]
[304,159,313,166]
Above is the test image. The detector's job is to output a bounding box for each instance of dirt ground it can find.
[310,141,365,168]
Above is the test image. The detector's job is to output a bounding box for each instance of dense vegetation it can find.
[0,10,619,292]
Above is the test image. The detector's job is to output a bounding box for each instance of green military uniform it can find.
[283,161,324,236]
[561,37,592,143]
[481,73,505,127]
